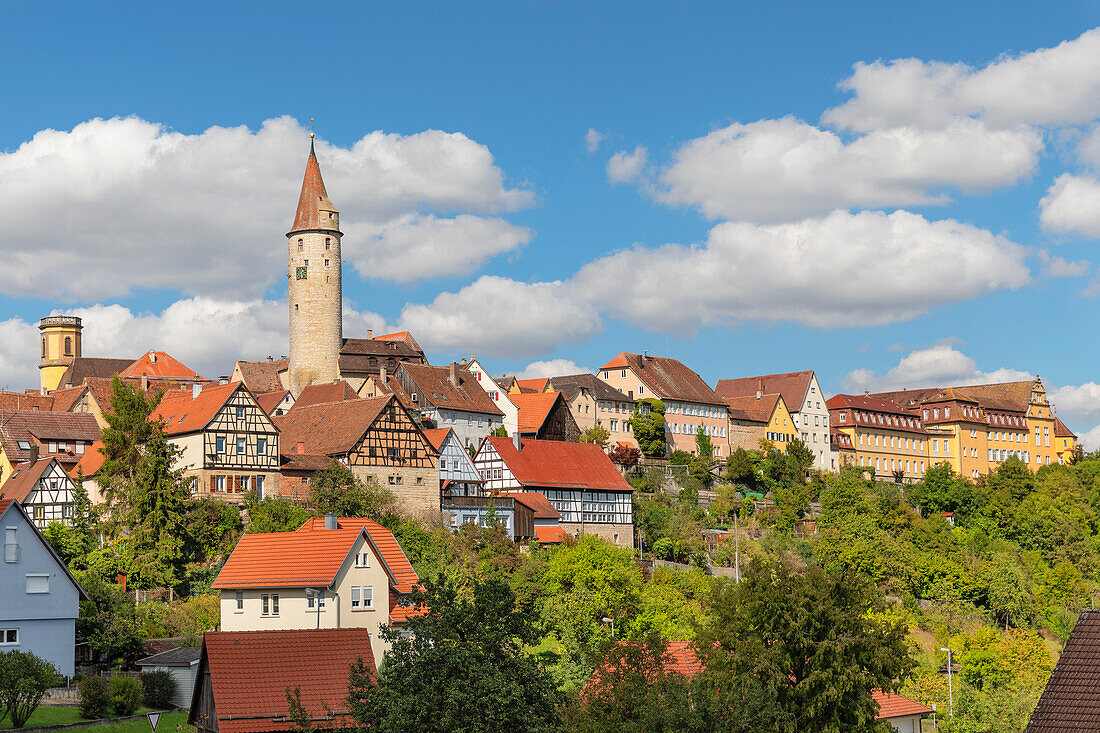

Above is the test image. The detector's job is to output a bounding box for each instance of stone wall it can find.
[560,521,634,549]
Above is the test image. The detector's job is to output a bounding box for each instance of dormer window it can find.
[16,441,30,451]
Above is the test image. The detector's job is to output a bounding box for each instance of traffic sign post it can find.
[148,712,161,733]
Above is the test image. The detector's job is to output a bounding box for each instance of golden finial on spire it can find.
[309,117,315,139]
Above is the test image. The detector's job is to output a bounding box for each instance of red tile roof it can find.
[873,691,934,719]
[295,517,419,591]
[233,359,288,394]
[515,377,549,393]
[212,527,365,589]
[56,358,135,389]
[484,437,633,492]
[289,142,338,233]
[1,458,58,503]
[398,363,503,416]
[505,491,561,520]
[534,525,569,543]
[714,371,815,415]
[0,391,58,412]
[256,390,291,415]
[119,351,204,381]
[421,428,452,452]
[511,391,564,433]
[0,410,101,464]
[293,381,358,409]
[189,629,375,733]
[723,393,781,423]
[73,441,106,478]
[827,393,918,417]
[273,397,390,456]
[152,382,241,435]
[48,387,84,412]
[1026,609,1100,731]
[1054,417,1077,439]
[602,353,725,406]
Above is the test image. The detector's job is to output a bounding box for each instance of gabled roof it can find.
[504,491,560,519]
[1027,609,1100,731]
[280,453,338,473]
[399,363,503,416]
[73,442,105,478]
[294,381,358,409]
[722,393,781,423]
[0,410,101,463]
[0,391,56,411]
[212,526,365,589]
[119,351,204,382]
[483,437,633,493]
[338,338,424,374]
[295,517,419,591]
[188,629,375,733]
[1,458,62,502]
[272,397,391,456]
[374,331,423,353]
[870,379,1037,414]
[233,359,287,394]
[152,382,242,436]
[0,501,87,600]
[255,390,292,415]
[534,525,569,543]
[421,427,453,453]
[602,353,725,406]
[511,391,565,433]
[48,387,84,412]
[289,141,339,233]
[826,393,917,417]
[135,646,202,667]
[56,358,135,389]
[514,377,549,394]
[549,373,634,403]
[714,371,815,415]
[1054,417,1077,439]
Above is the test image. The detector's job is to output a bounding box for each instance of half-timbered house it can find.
[0,411,100,487]
[273,396,440,514]
[510,391,581,442]
[473,436,634,548]
[255,390,294,417]
[0,458,76,528]
[153,382,281,502]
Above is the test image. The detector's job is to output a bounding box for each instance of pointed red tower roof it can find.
[289,137,339,234]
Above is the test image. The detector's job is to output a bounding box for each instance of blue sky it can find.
[1,2,1099,443]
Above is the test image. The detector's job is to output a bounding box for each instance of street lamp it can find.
[306,588,322,630]
[940,647,954,718]
[601,617,615,638]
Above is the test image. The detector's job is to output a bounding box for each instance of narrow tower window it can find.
[298,239,304,252]
[64,337,72,356]
[41,339,46,358]
[325,238,330,250]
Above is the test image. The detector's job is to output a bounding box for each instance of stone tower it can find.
[39,315,82,392]
[287,135,343,396]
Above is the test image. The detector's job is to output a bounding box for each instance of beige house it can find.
[546,374,637,450]
[600,353,729,457]
[212,515,420,670]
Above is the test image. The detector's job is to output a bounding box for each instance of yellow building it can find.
[827,394,929,481]
[723,392,797,453]
[39,316,83,393]
[1054,417,1080,465]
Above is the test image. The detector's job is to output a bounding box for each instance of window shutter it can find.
[210,476,216,492]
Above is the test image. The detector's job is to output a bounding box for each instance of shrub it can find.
[110,675,143,717]
[0,650,61,728]
[141,670,177,710]
[78,675,111,719]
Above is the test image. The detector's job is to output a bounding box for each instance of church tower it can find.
[287,135,343,396]
[39,315,82,392]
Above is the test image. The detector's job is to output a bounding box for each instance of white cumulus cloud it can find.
[585,129,605,154]
[515,359,591,379]
[0,116,532,300]
[607,146,649,184]
[1040,173,1100,237]
[840,340,1032,393]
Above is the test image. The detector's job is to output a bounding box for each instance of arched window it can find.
[64,337,72,356]
[41,338,46,357]
[298,238,304,252]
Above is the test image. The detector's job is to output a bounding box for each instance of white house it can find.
[0,458,76,529]
[465,358,520,436]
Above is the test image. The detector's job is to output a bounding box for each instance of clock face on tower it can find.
[296,266,308,280]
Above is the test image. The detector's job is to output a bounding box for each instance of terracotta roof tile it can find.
[0,392,56,412]
[0,410,101,464]
[213,527,363,588]
[73,441,106,478]
[190,629,375,733]
[602,353,725,406]
[511,392,565,433]
[48,387,84,412]
[421,428,452,452]
[715,371,815,415]
[56,358,135,389]
[233,359,288,394]
[280,453,337,472]
[484,437,633,492]
[294,381,358,409]
[1026,609,1100,731]
[873,690,933,719]
[504,491,560,519]
[1,458,58,503]
[722,393,781,423]
[1054,417,1077,439]
[153,382,240,435]
[534,525,569,543]
[289,143,339,234]
[515,377,549,394]
[273,397,390,456]
[119,351,204,381]
[256,390,292,415]
[549,374,634,404]
[399,363,503,416]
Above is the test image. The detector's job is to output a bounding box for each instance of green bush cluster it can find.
[77,675,111,720]
[141,670,177,710]
[110,675,143,717]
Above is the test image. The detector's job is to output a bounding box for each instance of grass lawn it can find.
[1,708,193,733]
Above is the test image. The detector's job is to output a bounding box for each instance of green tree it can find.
[580,425,611,450]
[99,377,163,501]
[726,447,762,492]
[349,576,560,733]
[694,557,913,732]
[0,651,59,728]
[984,553,1036,629]
[183,498,243,563]
[308,464,397,520]
[490,425,510,437]
[74,571,146,667]
[245,495,312,534]
[694,427,714,461]
[116,427,189,588]
[630,399,667,457]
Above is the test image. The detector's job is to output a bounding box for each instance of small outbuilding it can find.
[135,646,201,709]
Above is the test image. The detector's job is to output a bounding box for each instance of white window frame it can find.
[25,573,49,594]
[350,586,374,611]
[235,591,244,612]
[0,628,18,646]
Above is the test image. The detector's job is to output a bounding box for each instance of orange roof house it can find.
[474,437,633,548]
[510,391,581,442]
[213,516,421,669]
[119,351,205,384]
[189,628,377,733]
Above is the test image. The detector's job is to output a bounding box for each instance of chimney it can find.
[141,375,149,392]
[367,329,373,339]
[379,366,387,385]
[267,355,273,362]
[297,441,305,454]
[449,362,458,387]
[513,433,522,452]
[459,358,467,367]
[219,376,229,385]
[756,379,763,400]
[324,512,338,530]
[192,383,202,399]
[149,350,157,364]
[28,444,39,463]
